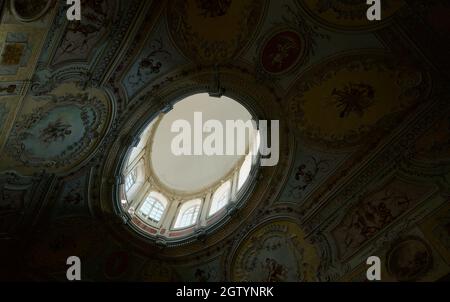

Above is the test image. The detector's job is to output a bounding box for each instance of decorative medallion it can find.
[10,0,53,22]
[167,0,266,64]
[260,29,305,75]
[6,92,110,170]
[287,52,429,149]
[299,0,405,31]
[255,1,325,80]
[230,220,319,281]
[386,236,433,281]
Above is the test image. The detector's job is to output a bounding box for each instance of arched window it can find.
[237,152,252,191]
[209,181,231,216]
[119,94,261,240]
[138,192,167,222]
[125,169,137,192]
[174,199,201,229]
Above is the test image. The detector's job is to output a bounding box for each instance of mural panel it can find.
[288,52,430,149]
[340,233,445,282]
[121,18,187,99]
[167,0,266,64]
[5,87,111,171]
[51,0,117,65]
[51,171,91,219]
[280,144,348,203]
[230,220,319,281]
[332,177,435,259]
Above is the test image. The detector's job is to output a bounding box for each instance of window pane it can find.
[238,153,252,191]
[209,181,231,216]
[139,195,166,223]
[125,169,137,192]
[139,199,152,216]
[148,200,165,222]
[174,200,201,228]
[252,130,261,155]
[179,205,199,227]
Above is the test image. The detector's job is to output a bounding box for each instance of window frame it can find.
[125,168,137,192]
[237,152,253,192]
[137,192,167,223]
[208,180,232,217]
[173,199,202,229]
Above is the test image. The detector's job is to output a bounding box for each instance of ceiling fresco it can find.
[1,83,112,172]
[287,51,430,149]
[229,220,319,282]
[167,0,267,64]
[279,143,349,203]
[331,176,436,260]
[121,16,187,100]
[0,0,449,282]
[51,0,117,66]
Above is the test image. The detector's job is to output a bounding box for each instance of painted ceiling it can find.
[0,0,449,281]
